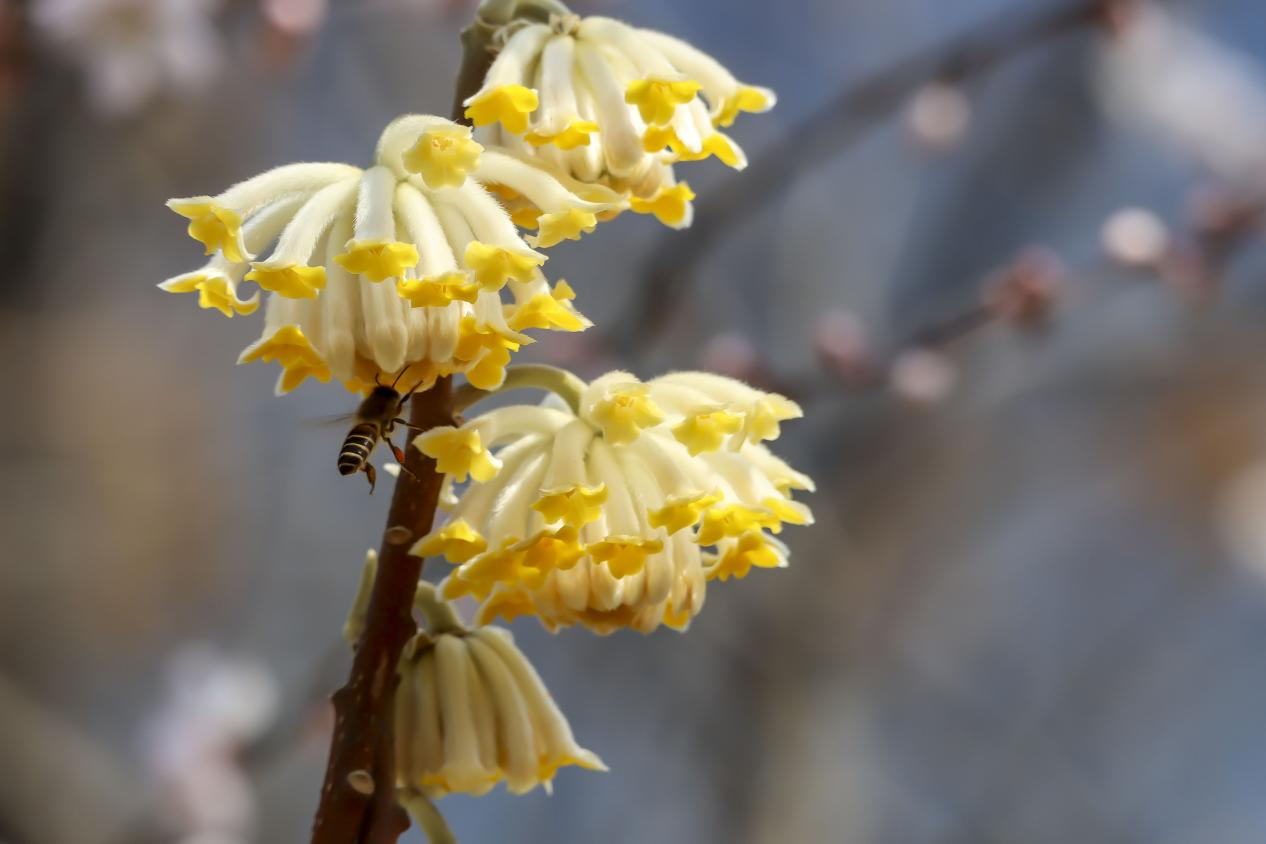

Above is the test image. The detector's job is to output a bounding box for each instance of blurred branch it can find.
[611,0,1115,352]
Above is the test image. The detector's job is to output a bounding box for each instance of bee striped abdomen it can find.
[338,423,379,476]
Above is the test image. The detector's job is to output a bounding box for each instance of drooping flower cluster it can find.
[413,371,813,634]
[465,14,775,228]
[162,115,620,394]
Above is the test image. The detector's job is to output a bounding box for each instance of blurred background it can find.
[3,0,1266,841]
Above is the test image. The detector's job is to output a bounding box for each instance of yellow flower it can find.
[412,519,488,564]
[237,325,332,393]
[532,484,608,528]
[506,283,589,333]
[696,504,778,546]
[244,262,327,298]
[707,531,782,581]
[453,318,526,391]
[515,527,586,573]
[402,126,483,189]
[672,408,745,455]
[674,133,745,169]
[159,271,258,317]
[625,77,703,125]
[334,239,420,282]
[648,490,723,535]
[414,426,502,483]
[463,242,545,291]
[530,208,598,249]
[167,198,247,263]
[588,536,664,578]
[715,85,775,128]
[525,120,599,150]
[476,589,539,626]
[761,497,813,532]
[589,382,666,445]
[628,183,696,228]
[397,271,482,308]
[742,396,802,444]
[464,84,539,134]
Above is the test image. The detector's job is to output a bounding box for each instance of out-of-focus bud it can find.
[262,0,327,35]
[699,332,760,381]
[889,349,957,404]
[1187,183,1264,238]
[983,247,1064,328]
[813,308,872,382]
[906,82,971,152]
[1102,207,1170,268]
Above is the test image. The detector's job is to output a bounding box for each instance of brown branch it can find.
[309,377,453,844]
[609,0,1114,353]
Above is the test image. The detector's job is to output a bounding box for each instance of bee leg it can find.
[392,418,427,432]
[364,462,377,494]
[385,436,420,481]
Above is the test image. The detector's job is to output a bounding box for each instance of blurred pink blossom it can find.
[32,0,222,116]
[889,349,957,404]
[141,644,278,842]
[906,82,971,152]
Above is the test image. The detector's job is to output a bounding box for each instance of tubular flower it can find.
[467,14,774,228]
[411,370,813,634]
[395,585,605,797]
[162,115,616,395]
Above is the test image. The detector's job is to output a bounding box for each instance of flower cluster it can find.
[162,115,619,394]
[397,619,605,796]
[413,371,812,634]
[160,0,808,816]
[465,14,775,228]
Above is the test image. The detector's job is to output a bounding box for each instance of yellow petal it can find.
[648,490,723,535]
[587,536,663,578]
[464,85,539,135]
[402,126,484,189]
[524,120,599,150]
[463,241,545,291]
[244,263,327,298]
[625,77,702,125]
[530,208,598,249]
[334,239,420,282]
[414,426,502,483]
[532,483,608,528]
[671,408,744,456]
[590,383,665,445]
[168,198,247,263]
[412,519,488,563]
[628,183,695,228]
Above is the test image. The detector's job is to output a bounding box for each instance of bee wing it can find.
[301,413,359,429]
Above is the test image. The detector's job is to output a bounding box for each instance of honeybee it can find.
[338,373,423,493]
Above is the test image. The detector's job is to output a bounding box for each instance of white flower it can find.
[412,370,813,634]
[33,0,222,116]
[465,15,775,228]
[395,585,605,796]
[160,115,620,394]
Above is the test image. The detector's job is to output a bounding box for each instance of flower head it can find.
[395,586,604,797]
[415,371,812,634]
[162,115,619,395]
[466,15,774,226]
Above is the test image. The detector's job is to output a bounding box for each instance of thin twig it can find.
[610,0,1112,352]
[308,378,453,844]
